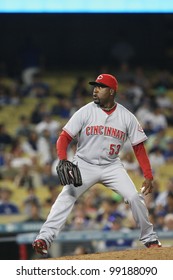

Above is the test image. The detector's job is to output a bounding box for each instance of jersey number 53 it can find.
[109,144,121,155]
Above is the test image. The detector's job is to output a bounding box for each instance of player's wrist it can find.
[144,176,153,180]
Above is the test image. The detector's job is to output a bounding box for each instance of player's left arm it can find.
[133,142,153,195]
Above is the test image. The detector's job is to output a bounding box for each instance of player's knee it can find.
[127,192,141,204]
[58,188,78,201]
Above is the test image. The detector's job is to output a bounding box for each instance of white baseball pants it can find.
[35,156,158,247]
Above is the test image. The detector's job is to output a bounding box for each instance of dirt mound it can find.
[48,247,173,260]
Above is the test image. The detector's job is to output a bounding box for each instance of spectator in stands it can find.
[163,138,173,163]
[15,115,34,138]
[102,216,134,251]
[51,94,71,119]
[40,162,60,187]
[43,186,61,209]
[152,106,169,132]
[121,151,140,175]
[0,75,22,107]
[71,76,90,105]
[135,99,153,126]
[146,128,170,153]
[35,112,60,143]
[124,78,144,111]
[0,123,13,147]
[68,201,92,231]
[9,78,22,106]
[8,138,33,169]
[37,129,53,165]
[51,94,63,115]
[155,177,173,208]
[0,145,6,168]
[115,89,134,113]
[148,106,168,134]
[0,85,10,106]
[82,191,98,220]
[27,202,45,222]
[0,153,19,181]
[155,86,173,110]
[149,146,166,172]
[23,72,50,98]
[14,163,41,188]
[166,106,173,126]
[136,102,168,135]
[116,62,134,84]
[0,187,20,214]
[21,130,39,158]
[22,186,41,215]
[95,197,124,229]
[163,213,173,231]
[30,102,49,124]
[24,199,44,222]
[152,69,173,89]
[163,191,173,214]
[154,211,165,230]
[134,66,150,91]
[14,164,34,188]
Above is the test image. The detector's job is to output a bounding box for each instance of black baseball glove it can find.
[56,160,82,187]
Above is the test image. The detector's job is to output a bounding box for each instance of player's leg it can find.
[101,162,160,246]
[33,158,101,255]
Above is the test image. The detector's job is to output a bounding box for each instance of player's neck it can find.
[100,102,116,111]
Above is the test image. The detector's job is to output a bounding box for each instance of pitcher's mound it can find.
[47,247,173,260]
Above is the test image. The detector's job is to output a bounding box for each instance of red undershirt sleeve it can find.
[133,142,153,180]
[56,130,73,160]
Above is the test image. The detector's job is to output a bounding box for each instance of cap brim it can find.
[89,81,108,87]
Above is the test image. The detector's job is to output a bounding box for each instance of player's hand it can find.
[140,178,153,195]
[56,160,82,187]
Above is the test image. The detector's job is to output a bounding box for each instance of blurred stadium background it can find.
[0,1,173,260]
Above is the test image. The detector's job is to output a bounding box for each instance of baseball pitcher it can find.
[33,74,161,255]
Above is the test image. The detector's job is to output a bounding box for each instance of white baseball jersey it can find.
[63,102,147,165]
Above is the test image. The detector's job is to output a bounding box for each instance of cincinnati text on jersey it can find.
[86,125,126,142]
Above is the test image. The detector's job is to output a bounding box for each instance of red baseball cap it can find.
[89,74,118,91]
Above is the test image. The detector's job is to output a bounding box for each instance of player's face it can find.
[92,85,112,107]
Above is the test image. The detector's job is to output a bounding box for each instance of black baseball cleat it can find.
[32,239,48,255]
[145,240,162,248]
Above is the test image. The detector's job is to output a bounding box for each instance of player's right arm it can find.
[56,105,87,160]
[56,130,73,160]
